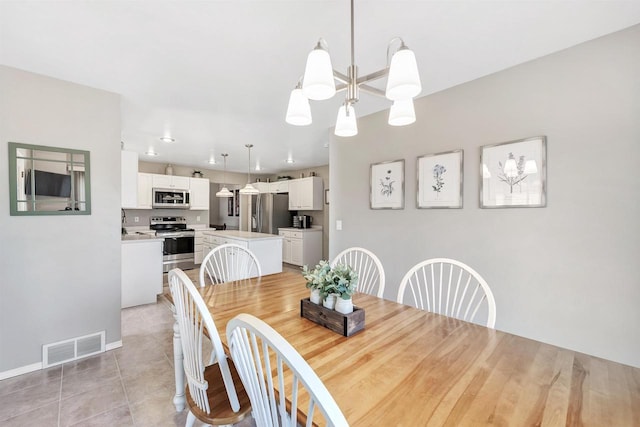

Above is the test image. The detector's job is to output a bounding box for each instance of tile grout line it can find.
[58,364,64,427]
[114,333,137,426]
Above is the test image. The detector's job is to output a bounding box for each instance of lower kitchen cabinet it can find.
[121,239,163,308]
[278,228,322,267]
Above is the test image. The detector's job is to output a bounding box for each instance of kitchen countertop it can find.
[278,227,322,232]
[203,230,283,241]
[121,233,164,243]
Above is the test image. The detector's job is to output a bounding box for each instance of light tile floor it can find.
[0,265,301,426]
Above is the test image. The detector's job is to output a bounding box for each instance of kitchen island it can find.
[202,230,283,276]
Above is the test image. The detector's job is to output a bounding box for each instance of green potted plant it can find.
[302,260,330,304]
[331,263,358,314]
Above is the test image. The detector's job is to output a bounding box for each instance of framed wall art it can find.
[417,149,463,208]
[480,136,547,208]
[370,159,404,209]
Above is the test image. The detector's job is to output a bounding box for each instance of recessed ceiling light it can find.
[285,158,295,164]
[207,159,216,165]
[159,137,175,143]
[145,150,159,156]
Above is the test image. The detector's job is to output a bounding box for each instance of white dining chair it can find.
[168,268,252,426]
[226,313,349,427]
[331,247,385,298]
[199,243,262,287]
[397,258,496,328]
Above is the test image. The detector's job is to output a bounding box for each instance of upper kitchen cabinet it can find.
[189,177,210,210]
[251,182,270,193]
[270,180,289,194]
[121,151,138,208]
[289,177,323,211]
[152,174,190,190]
[137,173,153,209]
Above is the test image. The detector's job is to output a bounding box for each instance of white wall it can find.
[0,66,122,374]
[330,25,640,367]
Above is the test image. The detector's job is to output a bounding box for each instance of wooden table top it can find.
[179,271,640,426]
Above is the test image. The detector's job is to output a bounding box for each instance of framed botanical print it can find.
[417,149,463,208]
[370,159,404,209]
[480,136,546,208]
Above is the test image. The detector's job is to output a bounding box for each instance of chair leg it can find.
[185,410,196,427]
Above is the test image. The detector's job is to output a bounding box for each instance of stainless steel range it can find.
[150,216,195,272]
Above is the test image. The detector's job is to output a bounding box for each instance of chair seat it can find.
[186,358,252,425]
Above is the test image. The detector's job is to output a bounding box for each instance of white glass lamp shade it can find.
[302,47,336,101]
[503,158,518,178]
[239,183,260,195]
[385,48,421,101]
[334,105,358,137]
[285,88,312,126]
[215,186,233,198]
[388,99,416,126]
[524,160,538,174]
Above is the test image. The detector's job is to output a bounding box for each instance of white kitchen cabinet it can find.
[252,182,270,193]
[278,228,322,267]
[121,151,138,208]
[152,174,190,190]
[121,239,163,308]
[195,230,205,264]
[137,172,153,209]
[270,180,289,194]
[189,177,210,210]
[288,177,323,211]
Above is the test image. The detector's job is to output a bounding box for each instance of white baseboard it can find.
[0,362,43,381]
[106,340,123,351]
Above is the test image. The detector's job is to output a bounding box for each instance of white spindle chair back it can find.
[397,258,496,328]
[200,243,262,287]
[226,313,349,427]
[168,268,241,415]
[331,247,385,298]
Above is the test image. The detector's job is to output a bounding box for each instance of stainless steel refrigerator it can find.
[252,193,292,234]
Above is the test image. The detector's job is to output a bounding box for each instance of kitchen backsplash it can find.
[122,209,209,228]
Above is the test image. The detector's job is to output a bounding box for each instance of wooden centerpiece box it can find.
[300,298,365,337]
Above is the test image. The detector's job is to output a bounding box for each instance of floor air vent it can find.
[42,331,106,368]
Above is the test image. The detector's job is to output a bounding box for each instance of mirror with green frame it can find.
[8,142,91,216]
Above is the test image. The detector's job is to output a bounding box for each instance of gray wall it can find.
[0,66,122,373]
[330,25,640,368]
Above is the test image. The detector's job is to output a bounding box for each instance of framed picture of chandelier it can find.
[370,159,404,209]
[417,149,463,209]
[480,136,547,208]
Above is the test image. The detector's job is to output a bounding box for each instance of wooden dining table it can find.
[167,271,640,426]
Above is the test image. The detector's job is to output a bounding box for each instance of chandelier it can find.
[286,0,421,136]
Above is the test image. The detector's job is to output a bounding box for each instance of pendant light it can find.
[334,103,358,137]
[388,98,416,126]
[215,153,233,198]
[239,144,260,195]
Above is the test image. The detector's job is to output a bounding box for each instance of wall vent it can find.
[42,331,106,368]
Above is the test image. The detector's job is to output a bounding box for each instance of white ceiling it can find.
[2,1,640,173]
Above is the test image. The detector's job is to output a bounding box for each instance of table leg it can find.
[171,305,186,412]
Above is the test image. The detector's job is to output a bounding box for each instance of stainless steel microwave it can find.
[152,188,190,209]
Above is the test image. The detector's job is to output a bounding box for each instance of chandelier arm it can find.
[359,84,386,98]
[335,84,348,93]
[386,37,405,66]
[333,70,349,84]
[357,68,390,85]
